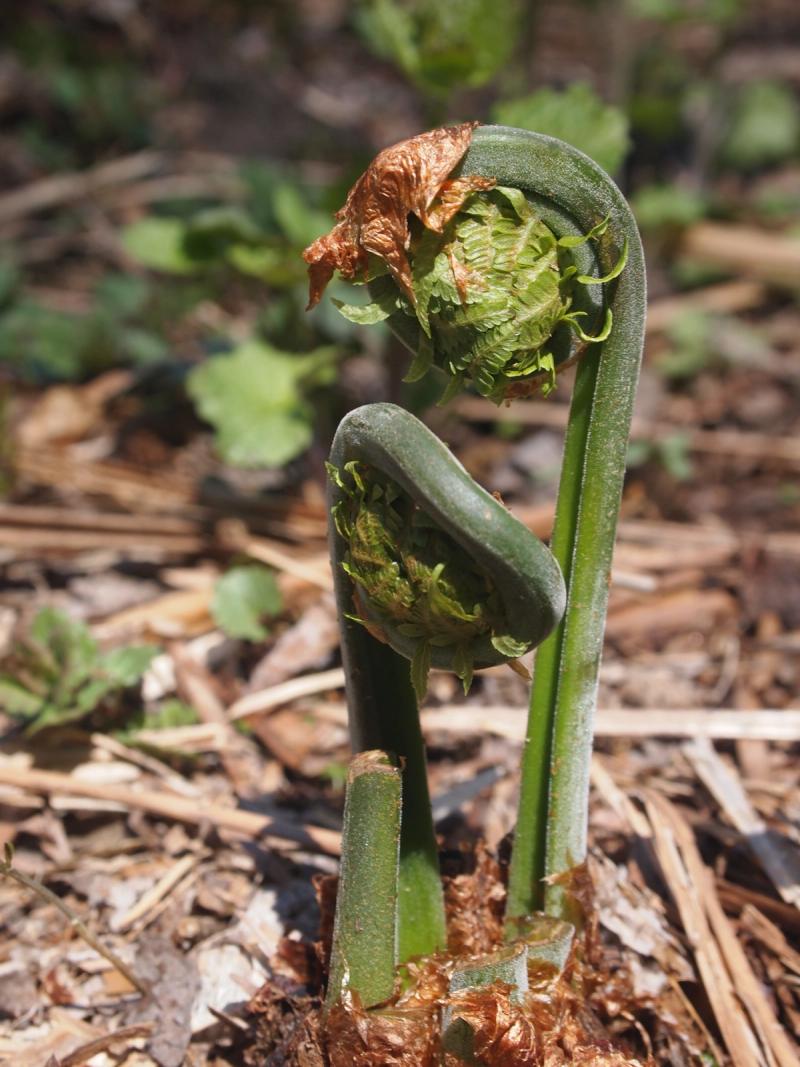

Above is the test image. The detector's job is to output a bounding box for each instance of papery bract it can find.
[303,122,494,308]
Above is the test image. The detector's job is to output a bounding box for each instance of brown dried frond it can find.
[325,989,439,1067]
[445,983,542,1066]
[443,843,505,956]
[303,122,495,308]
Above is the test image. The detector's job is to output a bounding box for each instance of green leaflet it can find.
[329,461,528,699]
[0,607,157,735]
[332,186,625,403]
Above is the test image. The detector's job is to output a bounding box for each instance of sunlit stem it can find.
[325,750,402,1010]
[454,128,646,924]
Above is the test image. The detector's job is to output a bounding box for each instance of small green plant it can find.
[720,80,800,172]
[356,0,524,95]
[308,123,645,1057]
[493,84,630,174]
[210,564,283,641]
[186,339,338,468]
[0,608,157,735]
[0,273,168,383]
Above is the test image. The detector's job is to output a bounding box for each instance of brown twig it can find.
[0,151,163,224]
[58,1024,155,1067]
[311,701,800,743]
[455,395,800,467]
[684,738,800,909]
[643,794,765,1067]
[0,765,341,854]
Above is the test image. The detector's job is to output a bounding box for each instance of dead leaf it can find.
[124,933,199,1067]
[16,370,131,448]
[325,990,439,1067]
[303,122,494,308]
[443,843,505,956]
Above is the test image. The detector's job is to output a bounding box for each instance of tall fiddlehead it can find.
[451,127,646,921]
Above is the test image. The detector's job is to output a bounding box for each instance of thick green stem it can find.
[325,750,401,1009]
[454,127,646,923]
[339,630,445,962]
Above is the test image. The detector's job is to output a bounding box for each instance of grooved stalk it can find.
[454,127,646,922]
[325,749,402,1010]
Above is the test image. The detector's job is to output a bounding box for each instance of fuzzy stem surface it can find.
[325,749,402,1010]
[454,127,646,922]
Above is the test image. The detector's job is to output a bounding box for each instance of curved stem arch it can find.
[455,126,646,921]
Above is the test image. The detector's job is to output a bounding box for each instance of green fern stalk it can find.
[453,127,646,920]
[325,750,402,1010]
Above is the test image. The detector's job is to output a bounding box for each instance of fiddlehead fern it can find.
[310,123,645,1027]
[338,183,623,404]
[327,402,565,986]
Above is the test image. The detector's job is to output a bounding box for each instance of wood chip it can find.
[113,854,200,932]
[228,666,346,721]
[684,738,800,910]
[319,704,800,743]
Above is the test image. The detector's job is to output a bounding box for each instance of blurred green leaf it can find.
[0,302,96,380]
[94,274,151,319]
[0,608,157,734]
[357,0,522,93]
[117,327,168,365]
[186,340,337,468]
[0,283,169,382]
[627,434,693,481]
[492,84,629,173]
[721,81,800,171]
[629,0,741,22]
[0,257,20,309]
[183,206,264,261]
[658,433,693,481]
[272,182,331,247]
[211,565,283,641]
[656,309,712,378]
[122,217,197,274]
[632,183,708,231]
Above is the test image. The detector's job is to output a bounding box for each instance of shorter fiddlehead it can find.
[327,402,565,984]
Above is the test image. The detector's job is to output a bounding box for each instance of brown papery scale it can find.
[303,122,494,308]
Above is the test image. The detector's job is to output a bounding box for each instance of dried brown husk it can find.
[303,122,494,308]
[249,851,689,1065]
[244,981,326,1067]
[443,843,505,956]
[445,982,542,1066]
[313,871,338,979]
[325,988,440,1067]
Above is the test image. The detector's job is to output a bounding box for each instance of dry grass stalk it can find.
[643,792,791,1067]
[0,765,341,854]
